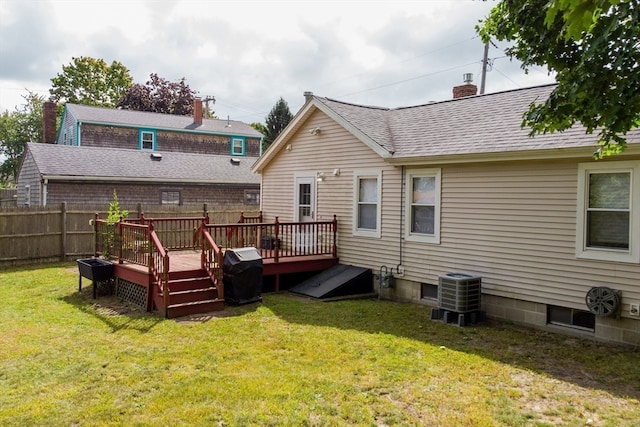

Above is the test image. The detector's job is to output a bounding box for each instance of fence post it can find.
[61,202,67,262]
[94,213,99,257]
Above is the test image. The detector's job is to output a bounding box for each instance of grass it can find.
[0,263,638,426]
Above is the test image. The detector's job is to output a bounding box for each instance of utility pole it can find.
[202,96,216,118]
[480,41,490,95]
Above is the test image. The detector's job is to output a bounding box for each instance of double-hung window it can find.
[353,170,382,238]
[231,137,245,156]
[139,129,156,151]
[576,161,640,263]
[405,168,441,244]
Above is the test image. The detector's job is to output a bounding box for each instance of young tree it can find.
[263,97,293,151]
[0,91,45,184]
[478,0,640,158]
[116,73,198,116]
[49,56,133,108]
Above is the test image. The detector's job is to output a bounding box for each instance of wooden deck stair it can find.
[156,267,224,318]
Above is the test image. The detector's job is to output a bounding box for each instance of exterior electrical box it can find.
[438,273,482,313]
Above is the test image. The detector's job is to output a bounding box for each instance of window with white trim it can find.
[576,161,640,263]
[405,168,441,244]
[139,130,156,150]
[353,170,382,237]
[161,190,181,205]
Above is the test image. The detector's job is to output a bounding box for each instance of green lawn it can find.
[1,263,638,426]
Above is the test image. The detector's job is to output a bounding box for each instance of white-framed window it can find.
[245,189,260,205]
[139,129,156,151]
[161,190,181,205]
[352,170,382,238]
[231,137,245,156]
[576,161,640,263]
[405,168,441,244]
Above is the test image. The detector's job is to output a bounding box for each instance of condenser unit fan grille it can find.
[438,273,481,313]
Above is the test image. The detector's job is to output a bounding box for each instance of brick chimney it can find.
[452,73,477,99]
[193,98,203,125]
[43,100,57,143]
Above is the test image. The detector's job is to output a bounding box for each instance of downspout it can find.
[42,178,48,207]
[398,165,404,272]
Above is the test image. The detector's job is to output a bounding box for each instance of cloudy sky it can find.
[0,0,556,124]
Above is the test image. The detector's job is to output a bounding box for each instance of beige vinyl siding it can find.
[260,108,640,320]
[260,110,403,269]
[401,159,640,311]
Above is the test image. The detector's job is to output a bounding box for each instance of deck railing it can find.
[127,213,207,251]
[204,215,338,262]
[199,226,224,300]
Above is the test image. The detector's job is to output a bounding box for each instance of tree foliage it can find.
[263,97,293,150]
[49,56,133,107]
[116,73,198,116]
[0,91,45,184]
[479,0,640,157]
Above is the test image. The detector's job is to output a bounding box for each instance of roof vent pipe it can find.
[463,73,474,84]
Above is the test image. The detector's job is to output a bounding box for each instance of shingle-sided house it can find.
[252,84,640,346]
[17,100,263,206]
[18,143,259,207]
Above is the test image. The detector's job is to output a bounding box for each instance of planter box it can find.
[77,258,114,282]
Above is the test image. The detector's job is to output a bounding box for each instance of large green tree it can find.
[49,56,133,107]
[263,97,293,151]
[479,0,640,158]
[0,91,45,184]
[116,73,198,116]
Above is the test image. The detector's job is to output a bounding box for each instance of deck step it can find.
[168,276,212,292]
[166,299,225,318]
[168,287,219,305]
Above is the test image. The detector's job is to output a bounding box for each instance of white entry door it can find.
[295,176,316,222]
[294,176,316,252]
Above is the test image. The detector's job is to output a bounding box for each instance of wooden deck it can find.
[115,248,339,291]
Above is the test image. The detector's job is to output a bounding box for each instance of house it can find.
[17,142,259,207]
[252,84,640,346]
[17,99,263,206]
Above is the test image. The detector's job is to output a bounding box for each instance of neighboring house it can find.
[18,99,263,206]
[252,84,640,346]
[17,143,260,207]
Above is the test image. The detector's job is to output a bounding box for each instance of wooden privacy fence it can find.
[0,203,259,268]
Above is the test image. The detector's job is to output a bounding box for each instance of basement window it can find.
[421,283,438,300]
[547,305,595,331]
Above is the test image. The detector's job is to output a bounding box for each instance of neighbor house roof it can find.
[25,142,260,184]
[65,104,263,138]
[253,84,640,171]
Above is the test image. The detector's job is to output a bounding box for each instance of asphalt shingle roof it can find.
[313,84,640,159]
[26,143,260,184]
[66,104,263,138]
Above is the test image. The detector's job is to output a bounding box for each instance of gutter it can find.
[386,144,640,166]
[41,175,260,185]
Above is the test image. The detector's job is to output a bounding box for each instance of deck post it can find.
[117,219,123,264]
[93,213,100,257]
[332,215,338,258]
[139,212,146,225]
[274,217,280,263]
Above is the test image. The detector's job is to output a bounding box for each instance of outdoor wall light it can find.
[309,127,322,135]
[317,172,326,182]
[285,143,292,151]
[332,168,340,176]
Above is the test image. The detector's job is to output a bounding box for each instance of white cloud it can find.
[0,0,555,123]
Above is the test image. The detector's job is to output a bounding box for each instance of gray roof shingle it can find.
[26,143,260,184]
[66,104,263,138]
[314,85,640,160]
